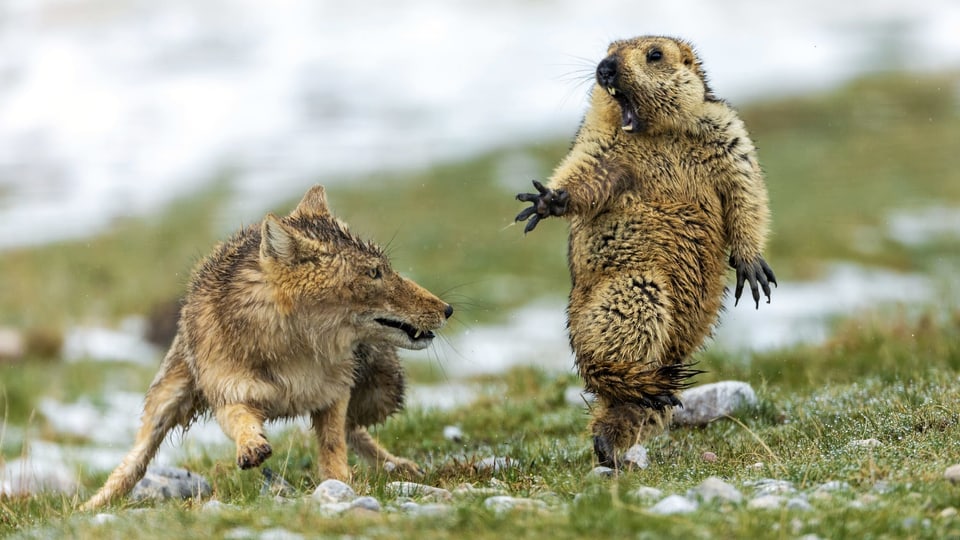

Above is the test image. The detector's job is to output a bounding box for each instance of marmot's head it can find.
[594,36,715,133]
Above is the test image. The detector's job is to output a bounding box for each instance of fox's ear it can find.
[290,185,331,218]
[260,214,301,262]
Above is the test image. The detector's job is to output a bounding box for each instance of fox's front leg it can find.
[311,397,351,481]
[215,403,272,469]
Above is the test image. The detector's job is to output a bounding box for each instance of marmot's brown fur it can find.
[82,185,452,510]
[516,36,776,467]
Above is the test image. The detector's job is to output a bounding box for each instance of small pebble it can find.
[311,479,356,504]
[649,495,698,515]
[815,480,850,492]
[622,445,649,469]
[701,451,718,463]
[399,501,452,517]
[690,476,742,504]
[944,464,960,483]
[483,495,547,513]
[588,466,616,478]
[350,496,382,512]
[747,495,785,510]
[259,527,304,540]
[786,497,812,512]
[261,467,297,498]
[629,486,664,501]
[939,507,958,518]
[443,425,464,443]
[131,466,212,502]
[848,438,882,448]
[453,482,508,498]
[386,481,452,501]
[91,513,117,525]
[474,456,519,473]
[745,478,795,496]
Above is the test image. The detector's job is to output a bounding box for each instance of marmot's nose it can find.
[596,56,618,87]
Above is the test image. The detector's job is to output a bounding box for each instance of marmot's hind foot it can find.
[593,435,619,469]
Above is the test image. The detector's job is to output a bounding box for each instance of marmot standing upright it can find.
[515,36,776,467]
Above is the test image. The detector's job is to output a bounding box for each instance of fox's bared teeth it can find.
[413,330,422,339]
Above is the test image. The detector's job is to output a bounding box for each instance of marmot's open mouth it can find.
[605,86,641,132]
[375,318,435,341]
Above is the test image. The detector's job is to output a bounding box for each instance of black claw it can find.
[514,205,537,222]
[731,255,777,308]
[513,179,569,234]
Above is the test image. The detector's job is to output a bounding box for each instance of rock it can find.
[259,527,305,540]
[622,445,648,469]
[484,496,548,513]
[224,527,258,539]
[701,451,718,463]
[786,497,813,511]
[588,466,616,478]
[398,501,452,516]
[690,476,742,504]
[0,327,25,361]
[474,456,519,473]
[350,496,382,512]
[747,495,785,510]
[564,386,596,407]
[944,464,960,483]
[872,480,893,494]
[452,482,508,498]
[629,486,664,502]
[91,513,117,525]
[848,438,882,448]
[317,502,353,515]
[744,478,795,496]
[649,495,698,515]
[815,480,850,492]
[131,466,211,502]
[202,499,239,512]
[261,467,297,497]
[673,381,757,426]
[939,507,958,518]
[443,425,464,443]
[311,479,356,504]
[386,481,452,501]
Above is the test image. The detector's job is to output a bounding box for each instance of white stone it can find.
[848,438,882,448]
[131,466,211,501]
[311,479,356,504]
[744,478,795,496]
[691,476,742,504]
[443,425,464,442]
[350,496,382,512]
[815,480,850,492]
[748,495,785,510]
[474,456,519,473]
[649,495,698,515]
[588,466,615,478]
[259,527,305,540]
[673,381,757,426]
[786,497,813,511]
[622,445,649,469]
[91,513,117,525]
[386,481,452,501]
[483,496,548,513]
[944,464,960,483]
[629,486,664,501]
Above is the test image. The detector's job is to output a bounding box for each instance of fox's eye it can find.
[646,48,663,63]
[367,267,382,279]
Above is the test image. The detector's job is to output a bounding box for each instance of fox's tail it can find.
[81,338,197,511]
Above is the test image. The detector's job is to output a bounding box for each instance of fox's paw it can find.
[237,434,273,469]
[384,457,424,478]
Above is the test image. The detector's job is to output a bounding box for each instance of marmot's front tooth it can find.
[622,124,633,132]
[607,87,617,96]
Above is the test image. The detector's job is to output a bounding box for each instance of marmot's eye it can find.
[367,267,382,279]
[646,49,663,63]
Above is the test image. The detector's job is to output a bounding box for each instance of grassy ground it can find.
[2,71,960,537]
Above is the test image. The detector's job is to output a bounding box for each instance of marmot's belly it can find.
[568,205,727,357]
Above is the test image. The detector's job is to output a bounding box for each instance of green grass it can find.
[2,71,960,538]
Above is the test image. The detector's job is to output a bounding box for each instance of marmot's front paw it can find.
[729,255,777,308]
[515,180,569,233]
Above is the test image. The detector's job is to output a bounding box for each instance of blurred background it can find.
[1,0,958,496]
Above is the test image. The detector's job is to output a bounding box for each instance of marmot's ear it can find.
[261,214,301,262]
[676,40,715,101]
[290,185,331,218]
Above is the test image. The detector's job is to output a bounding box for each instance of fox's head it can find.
[258,185,452,350]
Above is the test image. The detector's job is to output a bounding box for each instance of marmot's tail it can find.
[578,360,703,409]
[81,339,197,511]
